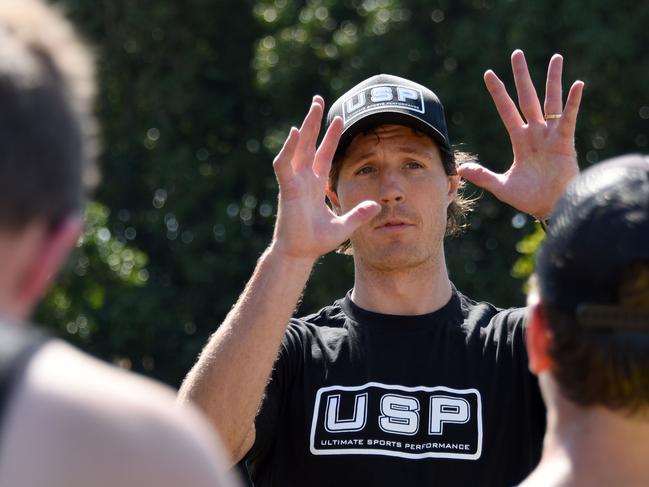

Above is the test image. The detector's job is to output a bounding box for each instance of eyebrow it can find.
[344,142,438,172]
[396,146,435,158]
[352,152,377,164]
[350,146,433,162]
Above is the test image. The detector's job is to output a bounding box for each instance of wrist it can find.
[266,242,318,269]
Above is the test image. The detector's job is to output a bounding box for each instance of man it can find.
[180,50,583,486]
[522,154,649,487]
[0,1,237,485]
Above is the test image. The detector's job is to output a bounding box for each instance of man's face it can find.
[328,124,459,271]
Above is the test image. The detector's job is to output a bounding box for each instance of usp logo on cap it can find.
[326,74,451,157]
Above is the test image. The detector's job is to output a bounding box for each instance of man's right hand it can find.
[179,96,380,465]
[271,96,380,261]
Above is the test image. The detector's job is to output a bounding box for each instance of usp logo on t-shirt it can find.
[310,382,483,460]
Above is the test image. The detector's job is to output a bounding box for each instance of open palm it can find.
[271,97,380,261]
[459,50,584,220]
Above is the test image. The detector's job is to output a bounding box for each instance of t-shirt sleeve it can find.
[245,320,304,465]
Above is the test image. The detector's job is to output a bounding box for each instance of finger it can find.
[272,127,300,184]
[295,98,324,164]
[314,116,344,178]
[511,49,544,124]
[312,94,325,110]
[484,70,525,134]
[544,54,563,120]
[336,200,381,234]
[457,162,504,196]
[558,80,584,138]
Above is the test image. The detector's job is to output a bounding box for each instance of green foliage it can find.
[37,202,148,346]
[40,0,649,386]
[511,223,545,281]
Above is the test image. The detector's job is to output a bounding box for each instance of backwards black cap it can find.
[536,154,649,330]
[326,74,450,158]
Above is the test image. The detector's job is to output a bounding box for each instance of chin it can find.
[356,242,434,272]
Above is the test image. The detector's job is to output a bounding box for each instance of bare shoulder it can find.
[0,340,240,487]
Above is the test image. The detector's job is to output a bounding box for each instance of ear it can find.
[18,216,82,305]
[447,174,460,201]
[326,184,342,215]
[526,301,555,375]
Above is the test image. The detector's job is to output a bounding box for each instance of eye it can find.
[405,160,424,169]
[355,165,375,176]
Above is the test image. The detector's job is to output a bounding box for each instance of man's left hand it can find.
[458,49,584,220]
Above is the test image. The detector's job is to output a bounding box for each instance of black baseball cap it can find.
[536,154,649,330]
[326,74,451,158]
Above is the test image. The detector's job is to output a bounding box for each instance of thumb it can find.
[337,200,381,233]
[457,162,504,195]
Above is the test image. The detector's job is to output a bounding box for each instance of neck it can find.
[0,295,25,323]
[523,375,649,487]
[0,281,23,322]
[350,248,452,315]
[0,233,35,320]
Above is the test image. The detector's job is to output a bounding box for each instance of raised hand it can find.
[458,50,584,219]
[271,96,380,261]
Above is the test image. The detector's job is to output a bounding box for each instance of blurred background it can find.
[40,0,648,388]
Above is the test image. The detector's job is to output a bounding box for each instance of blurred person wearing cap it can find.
[181,49,584,486]
[0,1,238,486]
[521,155,649,487]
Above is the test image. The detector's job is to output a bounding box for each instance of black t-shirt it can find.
[246,288,545,487]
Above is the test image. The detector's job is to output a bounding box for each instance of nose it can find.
[379,169,404,205]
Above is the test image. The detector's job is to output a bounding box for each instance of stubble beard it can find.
[351,228,445,274]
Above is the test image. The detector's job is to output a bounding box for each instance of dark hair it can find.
[328,126,476,254]
[0,0,98,231]
[534,263,649,416]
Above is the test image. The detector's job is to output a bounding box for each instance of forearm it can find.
[178,244,314,462]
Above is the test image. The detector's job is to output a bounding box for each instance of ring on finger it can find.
[544,113,562,120]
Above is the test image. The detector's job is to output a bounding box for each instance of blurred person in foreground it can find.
[522,154,649,487]
[0,1,237,485]
[181,44,584,487]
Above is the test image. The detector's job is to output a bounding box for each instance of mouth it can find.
[375,220,414,230]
